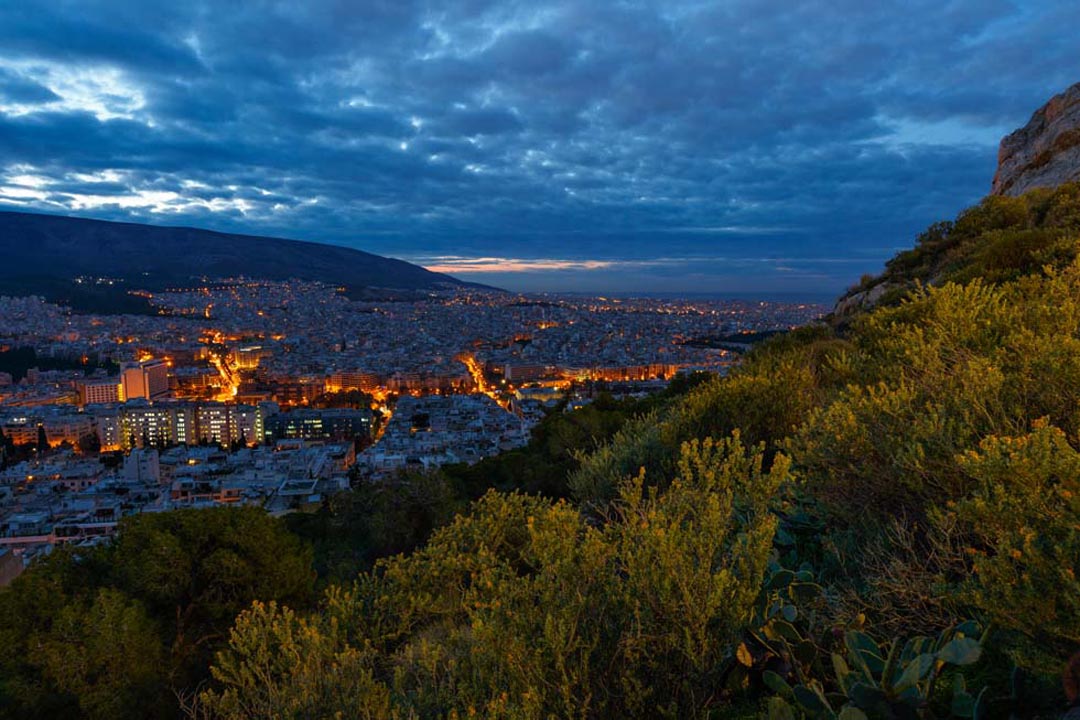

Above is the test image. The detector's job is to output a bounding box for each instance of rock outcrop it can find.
[831,280,895,319]
[992,82,1080,196]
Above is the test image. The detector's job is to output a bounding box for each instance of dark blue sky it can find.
[0,1,1077,298]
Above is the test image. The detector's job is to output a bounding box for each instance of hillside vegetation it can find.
[6,185,1080,718]
[842,183,1080,308]
[192,182,1080,718]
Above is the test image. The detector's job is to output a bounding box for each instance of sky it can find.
[0,1,1078,299]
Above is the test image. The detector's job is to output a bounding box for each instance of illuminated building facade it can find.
[326,370,381,392]
[230,345,272,370]
[196,404,262,446]
[98,402,258,449]
[120,403,188,448]
[1,413,93,447]
[78,377,121,405]
[121,360,170,401]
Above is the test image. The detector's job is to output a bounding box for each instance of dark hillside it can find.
[0,211,485,305]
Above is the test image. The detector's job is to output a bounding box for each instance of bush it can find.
[202,435,790,718]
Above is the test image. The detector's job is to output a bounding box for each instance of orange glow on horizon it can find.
[421,257,613,274]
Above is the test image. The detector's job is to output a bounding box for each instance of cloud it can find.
[0,66,59,105]
[0,0,1076,295]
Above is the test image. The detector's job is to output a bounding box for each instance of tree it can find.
[77,432,101,455]
[36,424,49,453]
[286,468,464,583]
[0,507,315,720]
[0,426,11,467]
[39,589,165,720]
[110,507,315,691]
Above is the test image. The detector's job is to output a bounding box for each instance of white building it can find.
[123,447,161,485]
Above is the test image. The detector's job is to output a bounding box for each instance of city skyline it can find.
[0,1,1078,294]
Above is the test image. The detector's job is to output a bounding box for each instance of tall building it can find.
[121,360,169,401]
[92,407,123,450]
[230,404,263,446]
[196,404,231,445]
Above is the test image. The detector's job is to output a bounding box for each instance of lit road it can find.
[459,353,511,410]
[209,353,239,401]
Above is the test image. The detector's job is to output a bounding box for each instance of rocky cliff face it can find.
[832,82,1080,320]
[992,82,1080,196]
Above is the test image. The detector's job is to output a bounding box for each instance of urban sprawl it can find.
[0,279,822,584]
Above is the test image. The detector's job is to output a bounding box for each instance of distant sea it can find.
[547,290,835,305]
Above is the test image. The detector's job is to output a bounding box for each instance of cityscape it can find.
[0,279,823,578]
[4,1,1076,716]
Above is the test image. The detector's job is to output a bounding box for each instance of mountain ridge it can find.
[0,210,489,309]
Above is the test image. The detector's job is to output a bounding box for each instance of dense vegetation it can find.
[0,508,313,720]
[5,185,1080,717]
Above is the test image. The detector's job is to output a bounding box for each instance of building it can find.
[121,359,169,401]
[92,407,123,450]
[196,404,231,445]
[86,401,262,450]
[0,417,40,446]
[271,380,324,406]
[230,345,272,370]
[504,364,554,383]
[121,402,183,448]
[264,408,374,442]
[230,404,263,446]
[78,377,121,405]
[196,403,262,446]
[123,447,161,484]
[514,386,564,403]
[0,411,93,448]
[43,413,94,447]
[170,366,220,394]
[326,370,381,392]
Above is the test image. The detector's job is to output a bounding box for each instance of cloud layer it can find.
[0,0,1077,296]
